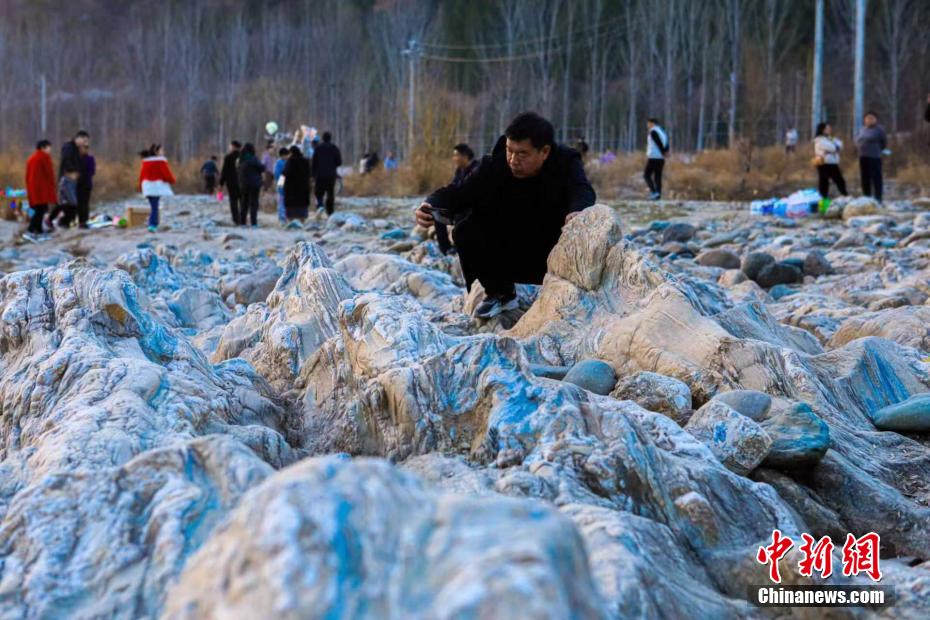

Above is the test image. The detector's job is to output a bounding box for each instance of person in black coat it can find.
[283,146,311,222]
[219,141,242,225]
[311,132,342,215]
[59,130,91,228]
[236,143,265,227]
[434,143,478,255]
[415,112,596,319]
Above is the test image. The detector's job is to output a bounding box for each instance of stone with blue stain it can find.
[871,394,930,432]
[759,401,831,468]
[563,359,617,395]
[685,400,772,476]
[379,228,408,241]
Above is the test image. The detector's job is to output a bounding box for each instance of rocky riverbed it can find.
[1,193,930,618]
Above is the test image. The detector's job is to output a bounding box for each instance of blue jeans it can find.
[147,196,160,227]
[277,189,286,222]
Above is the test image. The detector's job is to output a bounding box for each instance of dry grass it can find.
[2,143,928,205]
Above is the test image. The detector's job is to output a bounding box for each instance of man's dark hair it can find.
[505,113,554,150]
[453,143,474,160]
[278,147,289,156]
[647,117,660,125]
[815,122,828,137]
[288,145,302,158]
[75,130,90,139]
[322,131,332,143]
[36,139,51,150]
[231,140,242,149]
[242,143,256,156]
[211,155,218,161]
[63,165,80,174]
[864,110,879,119]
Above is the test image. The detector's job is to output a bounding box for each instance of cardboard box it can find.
[125,205,151,228]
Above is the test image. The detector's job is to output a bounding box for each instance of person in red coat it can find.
[24,140,57,240]
[137,144,176,232]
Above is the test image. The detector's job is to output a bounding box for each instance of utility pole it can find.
[402,38,420,160]
[40,75,47,135]
[853,0,866,133]
[810,0,823,138]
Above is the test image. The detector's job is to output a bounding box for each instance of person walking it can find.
[273,147,289,225]
[201,156,219,194]
[813,122,848,199]
[434,143,478,255]
[219,141,242,225]
[24,140,57,242]
[415,112,595,319]
[856,112,888,203]
[384,151,398,171]
[644,118,669,200]
[283,146,311,226]
[237,143,265,228]
[59,130,91,228]
[785,128,799,154]
[261,141,276,191]
[311,131,342,215]
[137,144,176,233]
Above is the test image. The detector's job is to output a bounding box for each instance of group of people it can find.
[813,111,889,202]
[23,131,96,242]
[209,131,343,228]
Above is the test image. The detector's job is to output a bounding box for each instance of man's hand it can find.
[564,211,580,225]
[415,202,435,227]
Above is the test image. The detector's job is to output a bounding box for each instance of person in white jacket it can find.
[644,118,669,200]
[813,122,847,199]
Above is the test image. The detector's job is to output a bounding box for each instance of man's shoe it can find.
[474,293,518,319]
[22,232,39,243]
[650,192,661,201]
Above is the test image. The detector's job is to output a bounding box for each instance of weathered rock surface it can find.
[164,456,607,620]
[4,194,930,617]
[563,359,618,395]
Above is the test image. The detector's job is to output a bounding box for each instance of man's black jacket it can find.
[426,135,595,230]
[311,142,342,179]
[59,141,82,180]
[220,150,240,193]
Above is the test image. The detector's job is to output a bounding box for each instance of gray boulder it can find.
[221,263,283,306]
[803,250,833,277]
[741,252,775,281]
[755,262,803,289]
[696,248,741,270]
[713,390,772,420]
[685,400,772,476]
[661,222,697,243]
[563,359,618,395]
[611,371,693,425]
[871,394,930,432]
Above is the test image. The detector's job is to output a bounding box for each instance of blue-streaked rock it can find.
[871,394,930,432]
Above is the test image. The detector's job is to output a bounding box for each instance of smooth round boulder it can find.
[661,222,697,243]
[870,395,930,432]
[755,262,802,289]
[712,390,772,421]
[696,249,741,270]
[563,359,618,395]
[741,252,775,281]
[803,250,833,277]
[718,269,748,287]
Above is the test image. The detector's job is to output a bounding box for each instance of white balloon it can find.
[265,121,279,135]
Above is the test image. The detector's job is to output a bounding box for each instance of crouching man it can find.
[415,112,596,319]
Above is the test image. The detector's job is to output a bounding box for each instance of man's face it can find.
[41,145,52,154]
[230,143,239,152]
[864,114,877,127]
[506,138,550,179]
[76,136,89,148]
[647,121,655,130]
[452,150,469,169]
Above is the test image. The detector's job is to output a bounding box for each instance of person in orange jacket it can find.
[137,144,176,233]
[24,139,58,242]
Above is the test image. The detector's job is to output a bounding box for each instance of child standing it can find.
[47,168,80,231]
[137,144,176,233]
